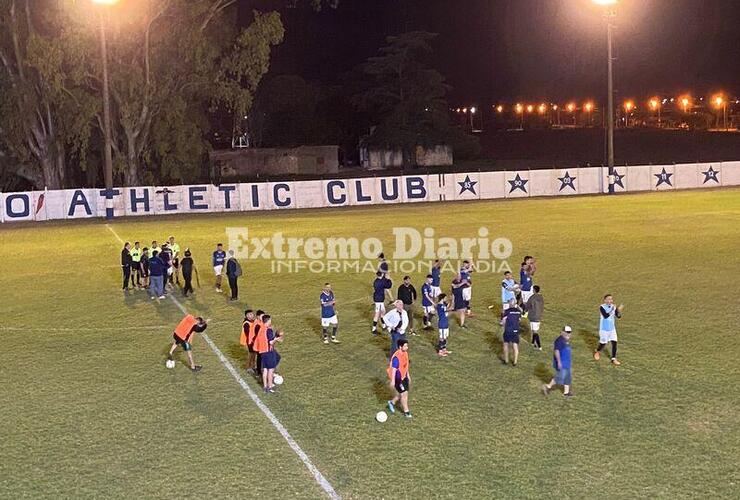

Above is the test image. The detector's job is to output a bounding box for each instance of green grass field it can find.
[2,188,739,499]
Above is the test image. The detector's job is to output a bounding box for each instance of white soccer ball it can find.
[273,374,284,385]
[375,411,388,423]
[165,359,175,369]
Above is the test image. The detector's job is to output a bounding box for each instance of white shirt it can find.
[383,308,409,334]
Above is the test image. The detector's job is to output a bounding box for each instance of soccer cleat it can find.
[403,412,413,419]
[410,330,418,336]
[512,362,518,367]
[191,365,202,372]
[593,351,601,361]
[387,400,396,414]
[158,295,166,299]
[331,337,340,344]
[323,337,329,345]
[460,324,468,329]
[563,392,574,398]
[611,358,621,366]
[150,296,156,300]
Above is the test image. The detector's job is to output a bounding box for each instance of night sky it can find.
[245,0,740,105]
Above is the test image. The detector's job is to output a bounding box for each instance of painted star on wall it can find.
[613,170,626,189]
[702,166,720,184]
[558,171,577,191]
[654,167,673,187]
[508,174,528,193]
[458,175,478,195]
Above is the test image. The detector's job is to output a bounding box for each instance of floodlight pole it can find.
[98,10,115,219]
[606,10,616,194]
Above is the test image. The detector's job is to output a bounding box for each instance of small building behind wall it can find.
[211,146,339,181]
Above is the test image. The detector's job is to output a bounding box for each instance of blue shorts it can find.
[554,367,572,386]
[260,351,281,370]
[503,330,520,344]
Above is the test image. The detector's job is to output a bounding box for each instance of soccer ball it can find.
[375,411,388,423]
[165,359,175,369]
[273,374,284,385]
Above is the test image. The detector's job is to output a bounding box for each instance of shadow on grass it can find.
[483,328,505,361]
[226,342,248,367]
[533,361,552,383]
[371,376,392,403]
[304,316,323,340]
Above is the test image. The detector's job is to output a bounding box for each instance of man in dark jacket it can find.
[524,285,545,350]
[180,249,198,297]
[121,242,132,291]
[225,250,243,301]
[397,276,418,335]
[148,250,166,299]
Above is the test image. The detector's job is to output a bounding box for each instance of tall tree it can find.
[68,0,285,186]
[0,0,96,189]
[354,31,478,166]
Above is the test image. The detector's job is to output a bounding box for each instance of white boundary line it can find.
[106,224,341,500]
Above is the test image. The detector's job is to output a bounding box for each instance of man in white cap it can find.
[383,300,409,358]
[543,326,574,397]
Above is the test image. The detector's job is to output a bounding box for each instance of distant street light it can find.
[713,94,728,130]
[592,0,618,193]
[584,101,594,126]
[623,100,634,128]
[92,0,120,220]
[470,107,477,130]
[679,96,691,114]
[515,103,524,129]
[649,98,661,126]
[526,104,534,113]
[567,102,576,125]
[496,105,504,113]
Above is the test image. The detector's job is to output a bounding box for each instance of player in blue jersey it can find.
[594,294,623,365]
[212,243,226,293]
[460,260,475,316]
[519,256,536,308]
[320,282,340,345]
[421,274,436,329]
[451,274,468,329]
[430,259,442,298]
[500,298,522,366]
[436,294,451,357]
[501,271,519,313]
[372,271,393,334]
[378,253,389,275]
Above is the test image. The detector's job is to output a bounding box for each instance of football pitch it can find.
[2,188,739,499]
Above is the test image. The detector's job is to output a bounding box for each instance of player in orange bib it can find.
[167,315,207,371]
[386,339,412,418]
[239,309,259,373]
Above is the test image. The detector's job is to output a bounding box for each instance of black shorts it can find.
[173,334,192,351]
[394,376,410,394]
[172,258,180,268]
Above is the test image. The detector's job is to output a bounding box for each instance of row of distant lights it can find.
[454,94,738,115]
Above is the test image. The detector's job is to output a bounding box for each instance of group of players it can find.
[159,248,624,415]
[319,254,623,416]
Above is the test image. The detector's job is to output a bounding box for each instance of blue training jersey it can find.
[502,278,516,303]
[373,278,391,302]
[600,304,616,331]
[437,302,449,329]
[520,268,532,292]
[452,280,465,307]
[421,283,434,307]
[213,250,226,267]
[320,291,335,318]
[503,307,521,332]
[431,266,441,287]
[460,267,471,284]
